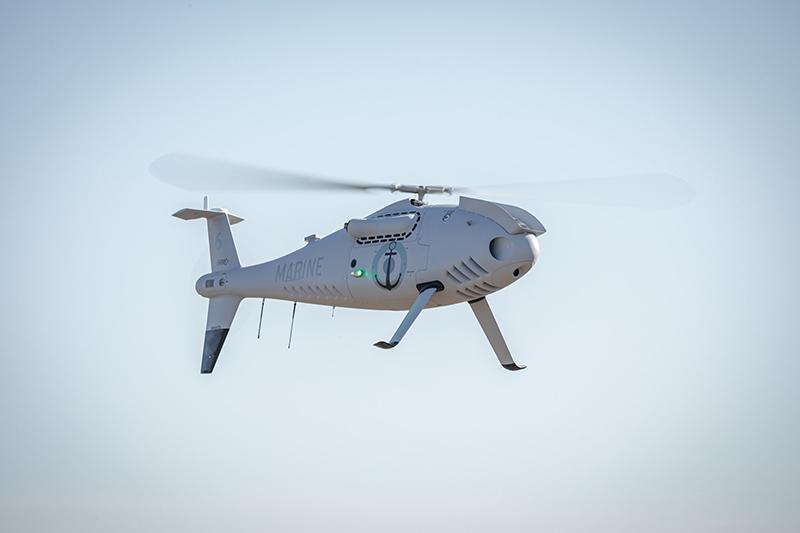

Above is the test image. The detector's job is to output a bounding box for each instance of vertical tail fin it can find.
[173,206,243,272]
[202,295,242,373]
[173,200,245,373]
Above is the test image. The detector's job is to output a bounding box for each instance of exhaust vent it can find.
[353,211,421,245]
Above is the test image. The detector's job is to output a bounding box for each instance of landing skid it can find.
[374,285,439,349]
[469,297,526,371]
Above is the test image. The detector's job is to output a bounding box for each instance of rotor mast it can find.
[391,184,454,202]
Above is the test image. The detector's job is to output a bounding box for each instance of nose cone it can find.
[489,234,540,287]
[526,234,540,265]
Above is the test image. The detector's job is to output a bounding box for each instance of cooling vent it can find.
[445,257,502,299]
[356,211,421,245]
[283,284,347,300]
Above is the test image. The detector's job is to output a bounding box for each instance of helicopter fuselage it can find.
[196,196,544,311]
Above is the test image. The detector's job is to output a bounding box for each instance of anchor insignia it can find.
[372,241,407,291]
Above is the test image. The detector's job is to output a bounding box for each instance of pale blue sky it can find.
[1,1,798,532]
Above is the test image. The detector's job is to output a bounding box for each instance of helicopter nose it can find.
[526,234,540,265]
[488,234,539,286]
[513,234,539,269]
[489,234,538,263]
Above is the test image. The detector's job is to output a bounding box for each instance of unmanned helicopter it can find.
[152,153,692,373]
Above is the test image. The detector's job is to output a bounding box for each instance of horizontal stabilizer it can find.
[173,206,242,272]
[173,208,244,225]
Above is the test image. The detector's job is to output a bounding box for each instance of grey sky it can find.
[1,1,798,532]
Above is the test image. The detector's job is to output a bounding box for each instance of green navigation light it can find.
[351,268,365,278]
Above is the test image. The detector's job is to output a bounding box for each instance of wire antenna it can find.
[257,298,265,339]
[287,302,297,349]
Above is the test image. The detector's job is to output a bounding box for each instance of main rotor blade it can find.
[472,173,694,209]
[150,153,392,192]
[152,153,692,208]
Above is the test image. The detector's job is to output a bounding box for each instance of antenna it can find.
[203,195,208,210]
[287,302,297,349]
[257,298,265,339]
